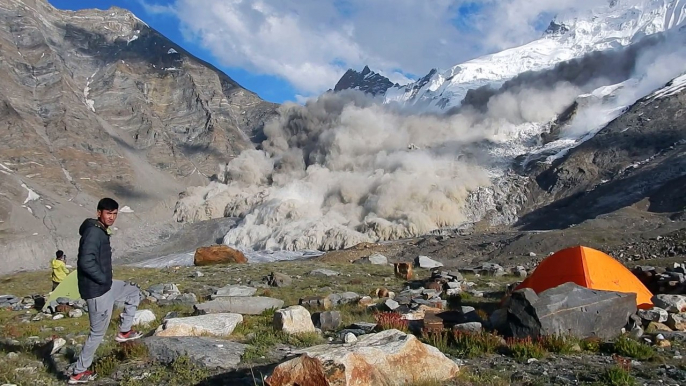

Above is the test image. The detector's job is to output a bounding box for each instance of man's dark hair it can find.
[97,198,119,211]
[56,250,64,258]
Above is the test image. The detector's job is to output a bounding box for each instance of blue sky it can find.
[46,0,580,104]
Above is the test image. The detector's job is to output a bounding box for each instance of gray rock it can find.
[461,306,483,323]
[212,285,257,298]
[354,253,388,265]
[73,299,87,310]
[351,322,377,333]
[326,292,360,307]
[414,256,443,269]
[144,337,246,370]
[68,309,83,318]
[452,322,483,333]
[337,329,367,340]
[55,297,72,305]
[133,310,157,326]
[273,306,315,334]
[194,297,284,315]
[313,311,342,332]
[266,272,292,287]
[157,293,197,307]
[652,295,686,313]
[384,299,400,311]
[309,269,341,277]
[504,283,637,340]
[637,308,669,323]
[489,308,508,331]
[148,284,181,297]
[666,313,686,331]
[344,332,358,343]
[156,314,243,337]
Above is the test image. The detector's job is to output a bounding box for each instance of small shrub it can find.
[581,337,602,353]
[506,337,546,361]
[601,366,636,386]
[452,331,502,358]
[282,332,325,348]
[169,356,209,386]
[117,342,149,361]
[374,312,409,332]
[539,335,578,354]
[242,345,268,362]
[475,309,489,322]
[93,354,118,377]
[613,336,655,360]
[421,328,451,354]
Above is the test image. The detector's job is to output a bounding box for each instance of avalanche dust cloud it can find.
[174,31,686,255]
[175,86,580,252]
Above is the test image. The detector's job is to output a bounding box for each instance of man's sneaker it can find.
[68,370,97,384]
[115,330,143,342]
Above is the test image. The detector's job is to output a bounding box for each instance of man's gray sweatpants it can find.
[74,280,141,374]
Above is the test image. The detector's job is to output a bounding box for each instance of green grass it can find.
[538,335,580,354]
[612,336,655,361]
[456,368,511,386]
[600,366,636,386]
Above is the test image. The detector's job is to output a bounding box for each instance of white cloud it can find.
[151,0,621,94]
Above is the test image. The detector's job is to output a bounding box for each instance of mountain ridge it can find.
[335,0,686,111]
[0,0,277,273]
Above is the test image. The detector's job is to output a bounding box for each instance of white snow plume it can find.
[176,86,580,252]
[552,31,686,146]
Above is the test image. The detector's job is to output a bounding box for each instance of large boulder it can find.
[155,313,243,337]
[637,307,669,323]
[144,337,246,370]
[354,253,388,265]
[273,306,316,334]
[265,329,459,386]
[194,245,247,266]
[503,282,637,340]
[652,294,686,313]
[194,297,284,315]
[312,311,342,332]
[211,285,257,299]
[414,256,443,269]
[667,313,686,331]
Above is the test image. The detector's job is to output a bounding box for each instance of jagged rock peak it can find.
[334,65,395,96]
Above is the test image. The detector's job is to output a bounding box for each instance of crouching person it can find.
[69,198,142,384]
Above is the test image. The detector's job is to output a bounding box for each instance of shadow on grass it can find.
[196,363,279,386]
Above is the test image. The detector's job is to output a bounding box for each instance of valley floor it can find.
[1,253,685,385]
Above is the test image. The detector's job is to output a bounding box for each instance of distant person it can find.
[51,250,69,291]
[69,198,142,385]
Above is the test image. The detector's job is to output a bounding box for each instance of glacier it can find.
[384,0,686,111]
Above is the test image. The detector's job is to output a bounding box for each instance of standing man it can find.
[69,198,142,384]
[51,250,69,291]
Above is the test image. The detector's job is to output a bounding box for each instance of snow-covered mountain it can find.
[170,0,686,261]
[338,0,686,111]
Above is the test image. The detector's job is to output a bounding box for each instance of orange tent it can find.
[515,246,654,309]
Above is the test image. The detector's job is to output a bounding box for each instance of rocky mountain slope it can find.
[0,0,277,273]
